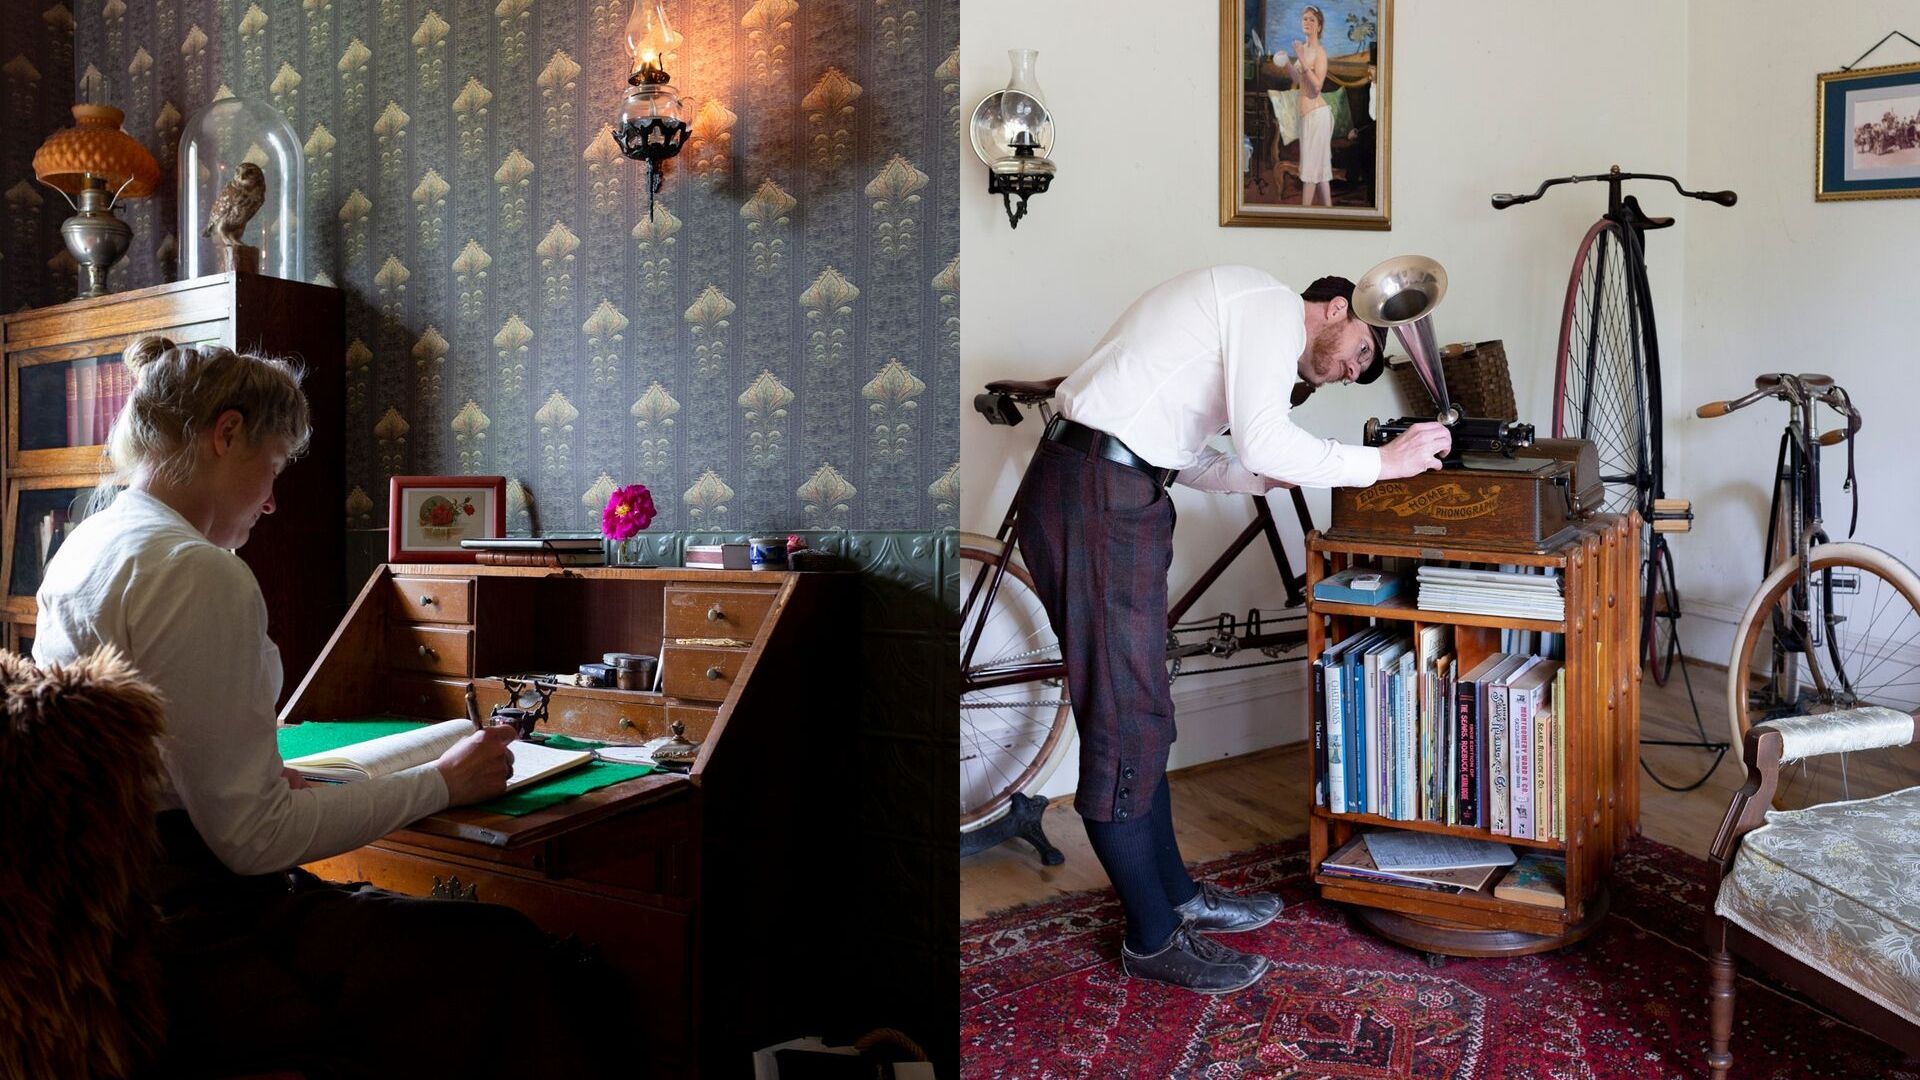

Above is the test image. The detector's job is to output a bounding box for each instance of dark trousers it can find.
[1012,437,1177,823]
[150,813,621,1080]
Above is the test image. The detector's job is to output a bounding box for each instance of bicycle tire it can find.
[958,533,1074,832]
[1555,218,1666,679]
[1726,542,1920,810]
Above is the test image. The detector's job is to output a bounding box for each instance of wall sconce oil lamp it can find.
[969,49,1057,229]
[616,0,690,218]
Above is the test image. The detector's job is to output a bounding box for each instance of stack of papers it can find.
[1416,566,1564,621]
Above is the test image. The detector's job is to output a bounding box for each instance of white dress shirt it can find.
[35,488,449,875]
[1055,265,1382,493]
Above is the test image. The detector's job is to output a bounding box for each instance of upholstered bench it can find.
[1706,706,1920,1077]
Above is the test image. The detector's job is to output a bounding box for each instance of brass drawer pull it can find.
[618,717,635,729]
[706,666,723,681]
[707,603,724,622]
[417,644,435,659]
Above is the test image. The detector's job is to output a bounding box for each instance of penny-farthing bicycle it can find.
[1494,167,1737,788]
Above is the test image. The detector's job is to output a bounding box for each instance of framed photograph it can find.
[1220,0,1392,229]
[1817,60,1920,202]
[387,475,506,563]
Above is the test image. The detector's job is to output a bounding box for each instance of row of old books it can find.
[1312,634,1569,841]
[1319,831,1567,908]
[65,361,133,448]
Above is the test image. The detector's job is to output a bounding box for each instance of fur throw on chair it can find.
[0,648,169,1080]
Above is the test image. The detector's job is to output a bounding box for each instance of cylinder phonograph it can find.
[1329,255,1603,552]
[1351,255,1535,462]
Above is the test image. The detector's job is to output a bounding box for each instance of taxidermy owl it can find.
[201,162,266,246]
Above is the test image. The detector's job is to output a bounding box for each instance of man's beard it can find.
[1302,322,1351,386]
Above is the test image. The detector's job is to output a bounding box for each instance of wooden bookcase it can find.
[0,272,345,695]
[1304,514,1640,956]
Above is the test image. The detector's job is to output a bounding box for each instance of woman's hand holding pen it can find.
[435,720,518,805]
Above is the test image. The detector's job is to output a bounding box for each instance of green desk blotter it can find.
[277,718,656,817]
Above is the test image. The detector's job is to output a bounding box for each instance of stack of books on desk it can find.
[458,537,606,567]
[1416,565,1564,621]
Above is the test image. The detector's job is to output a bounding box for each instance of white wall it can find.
[1677,1,1920,667]
[961,0,1691,797]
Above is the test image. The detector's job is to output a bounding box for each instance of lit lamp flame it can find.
[626,0,683,83]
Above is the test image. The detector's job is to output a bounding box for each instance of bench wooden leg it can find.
[1708,942,1737,1079]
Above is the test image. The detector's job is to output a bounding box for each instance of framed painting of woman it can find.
[1219,0,1392,229]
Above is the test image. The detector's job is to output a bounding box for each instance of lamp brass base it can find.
[60,189,132,299]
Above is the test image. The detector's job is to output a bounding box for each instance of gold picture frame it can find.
[1220,0,1392,229]
[1815,59,1920,202]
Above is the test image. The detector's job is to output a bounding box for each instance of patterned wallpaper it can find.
[0,2,76,315]
[65,0,960,536]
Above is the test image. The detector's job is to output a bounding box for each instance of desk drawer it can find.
[389,675,471,719]
[664,586,777,641]
[661,645,747,702]
[666,705,719,744]
[390,576,473,624]
[546,696,668,743]
[388,624,472,676]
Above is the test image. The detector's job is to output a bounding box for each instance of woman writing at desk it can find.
[34,335,613,1078]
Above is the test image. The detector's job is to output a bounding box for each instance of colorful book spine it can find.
[1510,679,1537,841]
[1455,673,1478,827]
[1325,657,1347,813]
[1535,676,1555,841]
[1346,645,1367,815]
[1488,670,1512,836]
[1543,664,1559,841]
[1311,656,1328,809]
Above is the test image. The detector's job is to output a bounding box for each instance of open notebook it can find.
[282,718,592,793]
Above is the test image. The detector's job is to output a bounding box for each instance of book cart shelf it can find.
[1304,513,1640,957]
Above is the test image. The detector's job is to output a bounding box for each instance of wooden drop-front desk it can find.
[280,563,853,1077]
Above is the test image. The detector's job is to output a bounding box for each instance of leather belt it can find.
[1044,417,1179,488]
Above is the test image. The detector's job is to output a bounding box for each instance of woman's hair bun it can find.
[122,335,175,374]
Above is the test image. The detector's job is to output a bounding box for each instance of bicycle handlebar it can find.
[1491,168,1738,210]
[1696,376,1863,438]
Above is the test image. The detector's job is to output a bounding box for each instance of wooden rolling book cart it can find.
[1303,514,1640,956]
[282,563,852,1078]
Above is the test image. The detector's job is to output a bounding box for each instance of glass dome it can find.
[177,96,304,281]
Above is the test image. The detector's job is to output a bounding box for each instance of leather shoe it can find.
[1174,882,1284,934]
[1120,924,1270,994]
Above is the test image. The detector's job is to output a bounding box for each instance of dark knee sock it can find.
[1148,775,1198,907]
[1084,802,1180,953]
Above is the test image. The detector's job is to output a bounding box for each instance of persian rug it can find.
[960,837,1918,1078]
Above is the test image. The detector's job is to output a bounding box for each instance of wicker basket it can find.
[1387,338,1518,420]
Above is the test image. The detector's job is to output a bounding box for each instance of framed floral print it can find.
[387,475,506,563]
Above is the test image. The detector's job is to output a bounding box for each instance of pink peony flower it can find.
[601,483,656,540]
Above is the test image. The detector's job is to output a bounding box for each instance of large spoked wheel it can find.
[958,533,1074,832]
[1727,543,1920,810]
[1555,219,1666,679]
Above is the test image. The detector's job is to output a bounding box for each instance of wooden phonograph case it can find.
[1327,256,1599,552]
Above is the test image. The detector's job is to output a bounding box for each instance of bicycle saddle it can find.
[984,377,1066,402]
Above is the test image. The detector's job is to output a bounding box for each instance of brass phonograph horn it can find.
[1352,254,1456,425]
[1350,254,1535,463]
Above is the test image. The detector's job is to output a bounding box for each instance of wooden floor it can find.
[962,661,1750,921]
